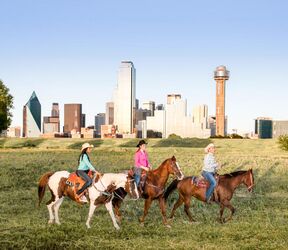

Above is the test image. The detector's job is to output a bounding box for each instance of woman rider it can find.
[134,140,151,193]
[202,143,221,203]
[76,143,98,202]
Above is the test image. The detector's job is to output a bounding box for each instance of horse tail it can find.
[164,179,180,201]
[38,172,54,207]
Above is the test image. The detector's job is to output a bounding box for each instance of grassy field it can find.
[0,138,287,249]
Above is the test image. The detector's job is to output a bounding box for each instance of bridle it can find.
[247,171,254,191]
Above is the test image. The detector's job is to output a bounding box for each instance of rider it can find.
[76,143,98,202]
[201,143,221,203]
[134,140,151,193]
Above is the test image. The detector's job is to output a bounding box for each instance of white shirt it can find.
[202,153,219,173]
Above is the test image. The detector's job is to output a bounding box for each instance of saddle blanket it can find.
[191,176,207,188]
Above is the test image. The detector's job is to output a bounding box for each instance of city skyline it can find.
[1,1,288,133]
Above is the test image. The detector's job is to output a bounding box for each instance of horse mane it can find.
[222,170,248,178]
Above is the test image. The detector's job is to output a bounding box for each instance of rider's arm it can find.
[83,154,97,172]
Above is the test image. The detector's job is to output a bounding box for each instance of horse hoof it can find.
[86,224,91,229]
[48,220,54,224]
[165,224,171,229]
[139,222,144,227]
[115,226,120,230]
[55,221,61,225]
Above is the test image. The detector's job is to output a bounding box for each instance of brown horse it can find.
[164,169,254,223]
[112,156,184,227]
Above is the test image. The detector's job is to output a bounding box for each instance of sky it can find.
[1,0,288,133]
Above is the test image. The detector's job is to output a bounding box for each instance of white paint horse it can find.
[38,171,139,230]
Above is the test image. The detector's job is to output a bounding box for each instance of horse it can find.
[164,169,254,223]
[38,171,139,230]
[112,156,184,227]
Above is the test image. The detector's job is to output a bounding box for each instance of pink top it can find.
[134,150,150,168]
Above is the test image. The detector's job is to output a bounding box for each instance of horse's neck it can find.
[225,173,247,191]
[150,163,169,187]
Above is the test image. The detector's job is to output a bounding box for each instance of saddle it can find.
[66,171,100,198]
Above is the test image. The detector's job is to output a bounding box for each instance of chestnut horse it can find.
[164,169,254,223]
[112,156,184,227]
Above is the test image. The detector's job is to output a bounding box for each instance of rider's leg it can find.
[76,170,92,195]
[202,171,216,201]
[134,167,141,187]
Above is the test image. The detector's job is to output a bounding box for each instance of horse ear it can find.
[171,156,176,162]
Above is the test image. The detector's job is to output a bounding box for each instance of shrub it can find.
[154,137,211,148]
[278,135,288,151]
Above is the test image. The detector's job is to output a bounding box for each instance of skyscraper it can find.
[51,103,59,117]
[64,104,82,133]
[105,102,114,125]
[192,105,208,129]
[95,113,106,136]
[113,61,136,134]
[23,91,41,137]
[43,103,60,135]
[214,65,229,136]
[142,101,155,116]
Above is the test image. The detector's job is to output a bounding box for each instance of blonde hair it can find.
[205,143,215,153]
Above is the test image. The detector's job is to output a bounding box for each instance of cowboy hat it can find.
[81,142,94,152]
[204,143,215,153]
[136,140,148,148]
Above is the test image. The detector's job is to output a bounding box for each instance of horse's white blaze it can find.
[43,170,137,229]
[176,162,185,180]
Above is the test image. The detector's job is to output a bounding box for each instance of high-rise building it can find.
[105,102,114,125]
[255,117,272,139]
[43,103,60,135]
[142,101,155,116]
[95,113,106,136]
[214,65,229,136]
[51,103,59,117]
[23,91,41,137]
[167,94,181,105]
[192,105,208,129]
[273,120,288,138]
[64,104,82,133]
[81,114,86,128]
[113,61,136,134]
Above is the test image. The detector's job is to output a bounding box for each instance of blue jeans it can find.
[134,167,142,186]
[202,171,216,201]
[76,170,92,195]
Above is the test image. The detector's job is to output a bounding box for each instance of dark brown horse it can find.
[164,169,254,223]
[112,156,184,227]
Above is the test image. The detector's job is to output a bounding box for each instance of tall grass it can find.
[0,138,287,249]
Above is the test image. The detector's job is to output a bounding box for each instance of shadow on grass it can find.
[153,138,212,148]
[0,139,7,148]
[67,139,104,149]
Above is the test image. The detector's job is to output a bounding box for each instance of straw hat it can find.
[81,143,94,152]
[205,143,215,153]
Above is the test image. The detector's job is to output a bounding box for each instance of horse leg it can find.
[169,196,183,219]
[105,201,120,230]
[184,197,195,222]
[158,197,169,227]
[86,200,98,229]
[139,198,152,225]
[53,197,64,225]
[46,190,56,224]
[219,203,225,223]
[113,200,122,224]
[222,199,235,223]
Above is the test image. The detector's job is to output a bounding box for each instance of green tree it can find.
[0,80,14,132]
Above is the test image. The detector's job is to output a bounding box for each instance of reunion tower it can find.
[214,65,229,136]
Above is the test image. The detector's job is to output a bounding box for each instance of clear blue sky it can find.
[1,0,288,133]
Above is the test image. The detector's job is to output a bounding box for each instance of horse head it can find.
[167,156,184,180]
[244,169,254,192]
[125,173,139,199]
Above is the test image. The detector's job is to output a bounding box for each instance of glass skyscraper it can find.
[113,61,136,134]
[23,91,41,137]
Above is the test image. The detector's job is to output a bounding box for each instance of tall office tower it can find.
[63,104,82,133]
[192,105,208,129]
[43,103,60,134]
[81,114,86,128]
[23,91,41,137]
[214,65,229,136]
[51,103,59,117]
[113,61,136,134]
[167,94,181,105]
[105,102,114,125]
[95,113,106,136]
[255,117,273,139]
[142,101,155,116]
